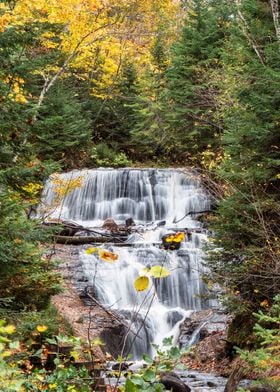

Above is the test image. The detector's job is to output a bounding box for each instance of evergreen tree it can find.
[129,34,172,161]
[33,81,92,165]
[208,0,280,347]
[165,0,231,164]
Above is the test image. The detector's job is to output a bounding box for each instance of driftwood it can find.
[54,235,127,245]
[224,359,247,392]
[42,219,129,244]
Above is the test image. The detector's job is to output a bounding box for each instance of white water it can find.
[40,168,213,358]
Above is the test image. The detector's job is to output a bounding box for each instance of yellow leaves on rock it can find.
[98,249,118,263]
[85,247,99,254]
[85,247,118,262]
[165,232,185,243]
[134,276,149,292]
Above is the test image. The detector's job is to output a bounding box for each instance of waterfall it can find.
[40,168,213,359]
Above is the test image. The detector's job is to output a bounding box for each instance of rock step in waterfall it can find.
[40,168,216,359]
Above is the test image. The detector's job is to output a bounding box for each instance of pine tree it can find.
[207,0,280,347]
[33,81,92,164]
[165,0,231,164]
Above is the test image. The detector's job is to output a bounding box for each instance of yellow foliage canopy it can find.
[1,0,181,97]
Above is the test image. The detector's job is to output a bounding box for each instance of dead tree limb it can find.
[270,0,280,42]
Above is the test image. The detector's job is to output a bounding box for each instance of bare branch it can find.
[235,5,265,65]
[270,0,280,42]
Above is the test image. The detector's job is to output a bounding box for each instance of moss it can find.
[227,312,258,353]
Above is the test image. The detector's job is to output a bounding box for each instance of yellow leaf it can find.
[91,337,105,346]
[165,232,185,243]
[36,325,48,333]
[85,247,99,254]
[149,265,171,278]
[4,325,16,334]
[260,299,269,308]
[98,249,118,263]
[2,350,12,358]
[134,276,149,291]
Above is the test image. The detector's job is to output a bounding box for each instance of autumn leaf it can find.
[149,265,171,278]
[36,325,48,333]
[134,276,149,291]
[165,232,185,243]
[98,249,118,263]
[260,299,269,308]
[85,247,99,254]
[4,325,16,334]
[92,337,105,346]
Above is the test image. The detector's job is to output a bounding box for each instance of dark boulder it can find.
[160,372,191,392]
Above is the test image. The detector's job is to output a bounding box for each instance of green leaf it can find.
[143,354,153,364]
[125,378,137,392]
[9,340,20,350]
[130,376,144,386]
[169,346,181,359]
[162,336,173,346]
[143,369,157,383]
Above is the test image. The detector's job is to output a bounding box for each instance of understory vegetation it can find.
[0,0,279,390]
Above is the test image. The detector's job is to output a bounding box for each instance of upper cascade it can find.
[39,168,211,228]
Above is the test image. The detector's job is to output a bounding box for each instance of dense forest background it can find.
[0,0,280,389]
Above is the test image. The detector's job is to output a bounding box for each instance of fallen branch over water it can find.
[54,235,127,244]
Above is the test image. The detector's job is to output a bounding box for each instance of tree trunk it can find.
[224,360,247,392]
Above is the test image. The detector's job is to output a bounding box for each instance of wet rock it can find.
[125,218,135,227]
[160,372,191,392]
[100,324,126,358]
[207,380,217,387]
[112,362,130,371]
[102,218,119,232]
[179,310,229,347]
[167,310,184,327]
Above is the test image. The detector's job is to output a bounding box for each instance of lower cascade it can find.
[41,168,214,359]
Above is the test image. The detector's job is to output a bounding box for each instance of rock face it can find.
[100,324,127,359]
[179,310,229,348]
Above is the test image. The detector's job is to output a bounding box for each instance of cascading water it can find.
[40,168,213,359]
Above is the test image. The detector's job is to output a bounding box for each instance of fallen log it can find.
[54,235,128,244]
